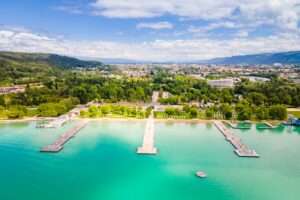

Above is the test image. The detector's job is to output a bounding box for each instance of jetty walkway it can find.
[227,121,251,129]
[40,119,89,152]
[213,121,259,157]
[137,116,157,154]
[258,122,277,129]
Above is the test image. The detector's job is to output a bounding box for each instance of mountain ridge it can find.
[0,51,103,69]
[195,51,300,64]
[94,51,300,64]
[1,50,300,65]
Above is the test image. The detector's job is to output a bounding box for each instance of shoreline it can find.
[0,117,54,123]
[88,118,211,123]
[0,117,283,124]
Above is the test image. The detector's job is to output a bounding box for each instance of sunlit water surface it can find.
[0,121,300,200]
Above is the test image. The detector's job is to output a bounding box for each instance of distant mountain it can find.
[198,51,300,64]
[2,50,300,67]
[94,58,181,64]
[0,51,103,69]
[94,58,144,64]
[88,51,300,64]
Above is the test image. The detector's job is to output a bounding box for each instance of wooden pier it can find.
[40,119,89,153]
[137,116,157,154]
[213,121,259,157]
[257,122,277,129]
[227,121,251,129]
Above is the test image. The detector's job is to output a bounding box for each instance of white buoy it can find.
[196,171,207,178]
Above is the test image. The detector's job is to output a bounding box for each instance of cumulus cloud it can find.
[88,0,300,33]
[89,0,235,20]
[136,21,173,30]
[1,27,300,61]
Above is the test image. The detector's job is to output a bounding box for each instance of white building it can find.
[207,79,234,88]
[248,76,270,82]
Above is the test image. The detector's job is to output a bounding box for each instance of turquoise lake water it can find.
[0,121,300,200]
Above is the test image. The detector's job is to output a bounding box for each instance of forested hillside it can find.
[0,51,114,86]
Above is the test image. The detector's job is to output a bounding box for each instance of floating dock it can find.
[258,122,277,129]
[40,119,89,152]
[213,121,259,157]
[137,117,157,154]
[227,121,251,129]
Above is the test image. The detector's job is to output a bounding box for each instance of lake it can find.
[0,121,300,200]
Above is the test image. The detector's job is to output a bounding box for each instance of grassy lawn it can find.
[287,111,300,118]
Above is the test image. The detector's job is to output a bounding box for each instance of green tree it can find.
[89,105,99,117]
[183,105,191,113]
[254,106,269,120]
[100,105,111,114]
[0,105,5,118]
[189,107,198,118]
[126,88,137,102]
[0,96,5,106]
[72,86,88,104]
[146,107,152,117]
[37,103,59,117]
[283,95,292,105]
[165,108,175,116]
[248,92,266,106]
[205,108,214,119]
[269,105,287,120]
[220,103,233,119]
[235,100,252,120]
[7,105,27,118]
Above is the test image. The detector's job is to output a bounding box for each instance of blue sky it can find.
[0,0,300,61]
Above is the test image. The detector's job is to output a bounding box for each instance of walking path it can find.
[40,119,89,152]
[213,121,259,157]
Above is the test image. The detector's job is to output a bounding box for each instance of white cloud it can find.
[52,6,84,14]
[89,0,235,20]
[235,31,249,38]
[1,27,300,61]
[137,21,173,30]
[89,0,300,33]
[276,11,299,31]
[206,21,238,30]
[116,32,124,36]
[0,30,15,38]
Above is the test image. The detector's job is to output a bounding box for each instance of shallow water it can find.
[0,121,300,200]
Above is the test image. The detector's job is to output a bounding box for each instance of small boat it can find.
[196,171,207,178]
